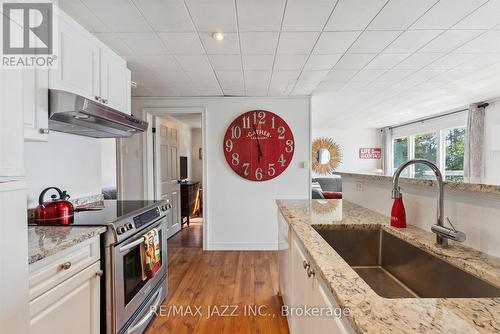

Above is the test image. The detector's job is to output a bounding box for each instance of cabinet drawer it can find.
[29,237,100,300]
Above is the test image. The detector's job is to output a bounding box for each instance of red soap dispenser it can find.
[391,194,407,228]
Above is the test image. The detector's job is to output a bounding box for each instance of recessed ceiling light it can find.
[212,32,224,41]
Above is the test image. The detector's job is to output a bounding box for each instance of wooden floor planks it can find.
[146,222,289,334]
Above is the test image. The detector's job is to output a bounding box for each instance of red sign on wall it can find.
[359,148,381,159]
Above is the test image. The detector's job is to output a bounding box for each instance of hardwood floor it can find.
[146,221,289,334]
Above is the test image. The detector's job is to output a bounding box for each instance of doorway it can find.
[144,107,207,249]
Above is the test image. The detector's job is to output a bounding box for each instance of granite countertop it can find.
[276,199,500,334]
[29,226,106,265]
[334,171,500,196]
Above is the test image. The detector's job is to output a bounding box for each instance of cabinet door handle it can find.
[39,128,49,134]
[96,270,104,277]
[307,267,315,277]
[303,260,310,269]
[61,261,72,270]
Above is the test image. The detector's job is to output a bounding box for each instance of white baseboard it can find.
[207,242,278,251]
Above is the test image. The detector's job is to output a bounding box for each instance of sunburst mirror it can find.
[311,138,342,175]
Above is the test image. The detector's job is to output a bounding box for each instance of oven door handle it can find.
[127,287,163,334]
[119,236,146,253]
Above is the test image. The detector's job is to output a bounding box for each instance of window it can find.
[391,127,465,182]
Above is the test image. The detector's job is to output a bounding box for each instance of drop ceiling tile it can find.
[185,0,237,32]
[216,70,244,83]
[277,32,320,54]
[334,53,376,70]
[365,53,410,69]
[292,82,317,95]
[350,31,403,54]
[426,53,476,69]
[199,32,239,54]
[82,0,150,32]
[314,81,344,91]
[350,69,386,82]
[274,54,309,70]
[124,55,181,71]
[456,54,500,69]
[245,87,269,96]
[324,69,357,82]
[242,55,274,70]
[93,33,133,55]
[221,81,245,95]
[185,70,218,83]
[410,0,486,29]
[282,0,336,31]
[133,0,194,32]
[454,31,500,53]
[303,54,343,70]
[367,0,438,30]
[270,70,301,83]
[158,33,204,54]
[420,30,485,53]
[299,70,329,82]
[325,0,387,31]
[313,31,361,54]
[393,53,444,70]
[375,69,414,83]
[385,30,443,53]
[208,55,242,70]
[175,54,213,71]
[244,71,272,85]
[236,0,285,31]
[116,33,168,55]
[240,32,279,54]
[453,0,500,29]
[58,0,110,32]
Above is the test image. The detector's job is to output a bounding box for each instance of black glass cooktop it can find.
[29,200,161,226]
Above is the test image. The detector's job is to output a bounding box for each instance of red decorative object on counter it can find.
[34,187,74,225]
[390,195,406,228]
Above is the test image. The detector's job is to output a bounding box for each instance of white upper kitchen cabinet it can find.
[0,70,24,177]
[23,69,49,142]
[49,11,100,103]
[100,48,132,115]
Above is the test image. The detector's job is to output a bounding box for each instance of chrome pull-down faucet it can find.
[391,159,466,248]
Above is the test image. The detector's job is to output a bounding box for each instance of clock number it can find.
[268,163,276,177]
[278,154,286,167]
[225,139,233,152]
[232,153,239,166]
[253,111,265,125]
[271,116,275,129]
[285,139,294,153]
[277,126,285,139]
[255,168,263,180]
[242,163,250,176]
[231,126,241,139]
[242,116,250,129]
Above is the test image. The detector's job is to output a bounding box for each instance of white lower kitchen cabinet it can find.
[29,238,101,334]
[280,225,355,334]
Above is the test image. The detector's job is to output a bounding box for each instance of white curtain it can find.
[380,127,392,176]
[464,104,486,183]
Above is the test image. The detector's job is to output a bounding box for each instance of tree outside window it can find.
[444,127,465,182]
[414,133,438,179]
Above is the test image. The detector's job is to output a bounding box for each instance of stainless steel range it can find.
[31,200,171,334]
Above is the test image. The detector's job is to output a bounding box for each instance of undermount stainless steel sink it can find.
[313,227,500,299]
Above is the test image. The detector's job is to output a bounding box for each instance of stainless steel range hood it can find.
[48,89,148,138]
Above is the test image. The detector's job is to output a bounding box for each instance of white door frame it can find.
[141,107,209,250]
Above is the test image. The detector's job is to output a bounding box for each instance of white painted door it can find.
[155,118,181,238]
[49,12,99,101]
[0,181,29,334]
[0,70,24,177]
[100,49,131,114]
[29,261,101,334]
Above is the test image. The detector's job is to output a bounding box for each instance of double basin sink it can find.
[313,226,500,298]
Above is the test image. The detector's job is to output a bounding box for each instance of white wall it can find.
[483,100,500,185]
[122,97,311,250]
[342,176,500,257]
[191,128,203,183]
[312,128,382,176]
[25,132,102,207]
[101,139,116,189]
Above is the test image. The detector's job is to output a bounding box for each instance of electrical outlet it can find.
[355,181,365,192]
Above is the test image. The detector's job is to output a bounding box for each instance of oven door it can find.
[113,217,167,333]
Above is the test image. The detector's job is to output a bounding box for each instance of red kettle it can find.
[35,187,74,225]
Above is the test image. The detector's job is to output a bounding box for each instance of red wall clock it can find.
[223,110,294,181]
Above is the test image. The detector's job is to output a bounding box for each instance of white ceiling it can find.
[58,0,500,127]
